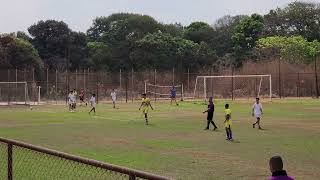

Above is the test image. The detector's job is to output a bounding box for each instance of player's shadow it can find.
[229,139,241,143]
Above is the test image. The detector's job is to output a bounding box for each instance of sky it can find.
[0,0,319,33]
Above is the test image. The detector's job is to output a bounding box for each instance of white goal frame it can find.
[0,82,29,105]
[193,75,272,101]
[144,82,184,100]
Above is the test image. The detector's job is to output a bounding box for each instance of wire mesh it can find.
[10,145,129,180]
[0,142,7,179]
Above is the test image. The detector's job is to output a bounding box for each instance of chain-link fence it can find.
[0,137,172,180]
[0,60,319,103]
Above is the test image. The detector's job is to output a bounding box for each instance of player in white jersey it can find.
[252,97,263,129]
[111,89,117,108]
[89,94,96,115]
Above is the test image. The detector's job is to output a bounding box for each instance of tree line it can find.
[1,1,320,75]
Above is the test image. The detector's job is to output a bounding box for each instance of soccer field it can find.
[0,99,319,180]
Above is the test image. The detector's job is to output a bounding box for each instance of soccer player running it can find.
[89,94,96,115]
[68,91,73,112]
[139,93,154,125]
[72,89,78,110]
[170,86,179,106]
[252,97,263,129]
[224,104,233,141]
[111,89,117,108]
[203,97,218,131]
[79,89,87,106]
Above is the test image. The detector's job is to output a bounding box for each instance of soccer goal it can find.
[193,75,272,101]
[0,82,30,105]
[144,82,184,100]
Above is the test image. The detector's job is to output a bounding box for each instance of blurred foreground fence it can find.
[0,60,319,102]
[0,137,173,180]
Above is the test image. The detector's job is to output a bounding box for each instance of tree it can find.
[232,14,264,66]
[212,15,246,57]
[130,33,217,70]
[87,13,164,71]
[0,35,44,72]
[28,20,71,70]
[257,36,320,64]
[184,22,215,44]
[263,2,320,41]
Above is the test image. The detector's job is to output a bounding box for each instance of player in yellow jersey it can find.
[224,104,233,141]
[139,93,154,125]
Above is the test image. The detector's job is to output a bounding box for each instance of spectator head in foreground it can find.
[268,156,294,180]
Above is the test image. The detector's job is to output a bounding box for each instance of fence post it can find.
[231,68,234,100]
[46,68,49,97]
[55,70,58,95]
[83,69,86,91]
[125,70,128,103]
[75,69,78,91]
[32,68,35,83]
[96,72,99,104]
[172,68,175,85]
[314,56,319,98]
[278,58,282,98]
[8,143,13,180]
[131,68,134,102]
[7,69,10,104]
[297,73,300,98]
[187,68,190,91]
[154,69,157,101]
[120,69,122,90]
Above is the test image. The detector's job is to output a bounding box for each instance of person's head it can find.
[142,93,146,98]
[112,89,115,92]
[73,89,76,92]
[92,94,96,97]
[269,156,284,173]
[69,90,73,94]
[172,86,175,89]
[256,97,260,104]
[209,97,213,103]
[225,103,229,109]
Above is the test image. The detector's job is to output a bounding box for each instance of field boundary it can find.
[0,137,173,180]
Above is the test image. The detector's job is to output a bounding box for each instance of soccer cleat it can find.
[253,124,255,128]
[258,126,262,130]
[213,127,218,131]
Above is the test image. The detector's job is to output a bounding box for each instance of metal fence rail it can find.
[0,137,173,180]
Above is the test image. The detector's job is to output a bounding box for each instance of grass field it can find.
[0,99,319,180]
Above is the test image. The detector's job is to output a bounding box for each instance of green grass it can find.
[0,99,319,180]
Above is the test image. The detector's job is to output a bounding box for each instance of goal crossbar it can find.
[193,74,272,101]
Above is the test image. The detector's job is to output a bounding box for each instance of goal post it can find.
[0,82,30,105]
[193,75,272,101]
[144,82,184,101]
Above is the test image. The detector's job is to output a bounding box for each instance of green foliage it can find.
[263,2,320,41]
[232,14,264,66]
[0,35,43,71]
[184,22,215,44]
[257,36,320,63]
[130,32,217,70]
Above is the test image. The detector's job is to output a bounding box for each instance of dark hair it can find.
[225,104,229,108]
[256,97,260,100]
[92,94,96,97]
[270,156,283,171]
[142,93,146,96]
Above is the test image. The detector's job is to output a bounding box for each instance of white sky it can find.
[0,0,319,33]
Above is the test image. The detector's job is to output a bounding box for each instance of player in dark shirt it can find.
[203,97,218,130]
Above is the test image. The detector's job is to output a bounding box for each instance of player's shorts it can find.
[91,103,96,108]
[141,107,149,114]
[112,98,116,102]
[171,95,176,99]
[255,114,262,118]
[224,120,232,128]
[207,112,213,121]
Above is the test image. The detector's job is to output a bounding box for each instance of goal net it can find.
[193,75,272,101]
[144,82,184,100]
[0,82,30,105]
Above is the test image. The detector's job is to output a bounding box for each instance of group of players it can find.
[66,85,263,141]
[202,97,263,141]
[67,89,118,114]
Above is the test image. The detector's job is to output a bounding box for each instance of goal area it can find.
[193,75,272,101]
[0,82,29,105]
[144,82,184,100]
